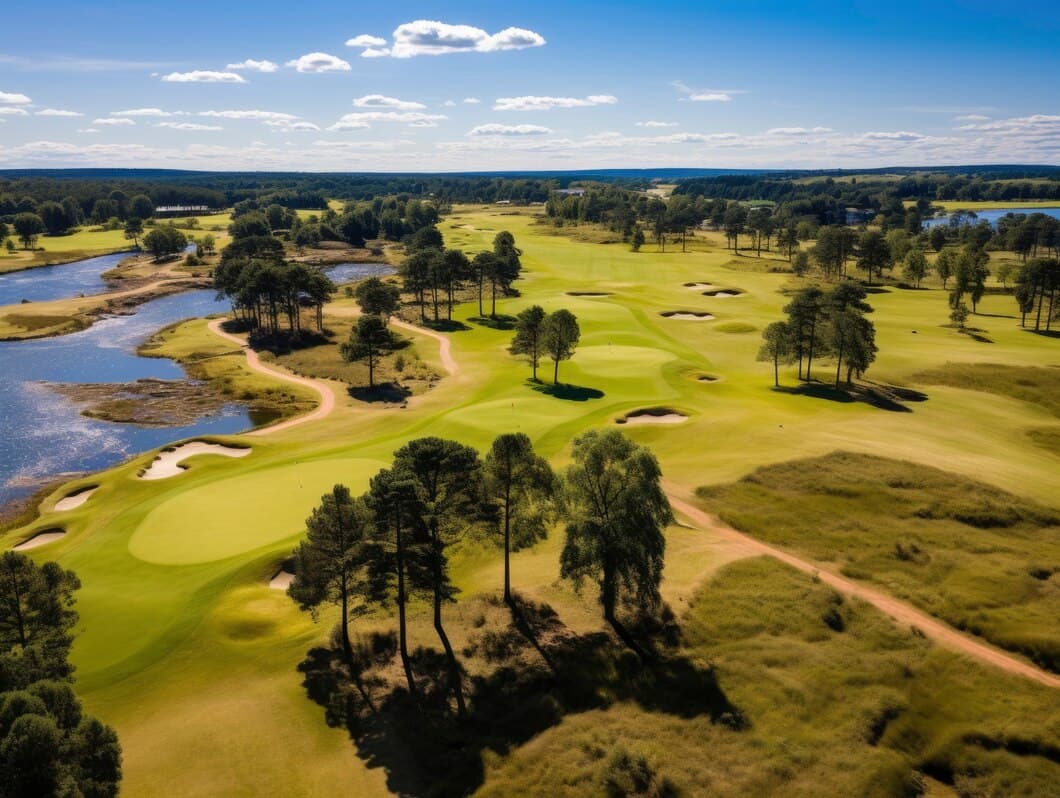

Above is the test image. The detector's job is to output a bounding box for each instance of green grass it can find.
[698,452,1060,671]
[0,227,134,273]
[913,363,1060,418]
[5,205,1060,795]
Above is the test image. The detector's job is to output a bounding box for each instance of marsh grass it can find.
[698,452,1060,671]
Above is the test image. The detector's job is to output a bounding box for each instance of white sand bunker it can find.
[618,408,689,425]
[140,441,251,481]
[702,289,744,298]
[661,311,714,321]
[54,487,97,512]
[269,565,295,590]
[684,282,716,290]
[13,529,66,551]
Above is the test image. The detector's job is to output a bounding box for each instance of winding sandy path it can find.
[664,484,1060,689]
[208,312,1059,688]
[207,318,336,437]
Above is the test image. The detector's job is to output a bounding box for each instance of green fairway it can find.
[4,204,1059,795]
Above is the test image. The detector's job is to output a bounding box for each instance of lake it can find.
[0,251,134,306]
[922,207,1060,229]
[0,260,392,508]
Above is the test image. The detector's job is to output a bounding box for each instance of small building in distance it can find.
[553,188,587,197]
[845,207,875,225]
[154,205,222,218]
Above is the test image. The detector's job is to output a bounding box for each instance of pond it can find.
[0,251,134,306]
[0,261,392,508]
[922,207,1060,229]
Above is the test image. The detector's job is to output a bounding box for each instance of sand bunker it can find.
[54,486,97,512]
[701,289,743,298]
[683,282,716,289]
[269,566,295,590]
[661,311,714,321]
[13,528,65,551]
[617,408,689,425]
[697,374,721,382]
[140,441,250,480]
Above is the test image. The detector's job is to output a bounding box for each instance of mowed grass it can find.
[0,227,134,272]
[698,452,1060,670]
[478,558,1060,797]
[4,204,1060,795]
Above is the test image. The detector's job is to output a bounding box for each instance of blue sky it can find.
[0,0,1057,170]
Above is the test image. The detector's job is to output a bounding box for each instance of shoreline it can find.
[0,246,136,276]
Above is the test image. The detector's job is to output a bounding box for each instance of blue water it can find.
[0,251,134,306]
[0,260,393,507]
[922,207,1060,229]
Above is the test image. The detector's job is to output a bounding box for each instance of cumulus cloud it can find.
[0,107,29,116]
[859,130,925,141]
[494,95,617,111]
[443,100,457,107]
[765,126,833,135]
[199,109,299,121]
[35,108,83,117]
[226,59,278,72]
[162,70,246,83]
[346,34,387,48]
[263,119,320,132]
[468,123,551,136]
[354,94,426,111]
[954,114,1059,132]
[285,53,351,73]
[389,20,545,57]
[328,110,447,130]
[360,48,391,58]
[636,121,677,128]
[0,91,32,105]
[112,108,177,117]
[92,117,135,126]
[672,81,744,103]
[156,122,223,131]
[463,97,480,104]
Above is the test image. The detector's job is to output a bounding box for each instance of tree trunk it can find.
[340,584,375,711]
[553,357,560,385]
[477,273,484,317]
[805,318,817,382]
[502,488,512,607]
[834,344,844,389]
[773,354,779,387]
[433,573,465,716]
[396,519,417,696]
[601,561,646,660]
[491,280,497,318]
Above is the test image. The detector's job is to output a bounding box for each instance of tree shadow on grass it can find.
[775,381,927,413]
[298,600,744,798]
[531,382,605,401]
[348,382,411,404]
[1026,329,1060,339]
[421,319,471,333]
[469,315,517,331]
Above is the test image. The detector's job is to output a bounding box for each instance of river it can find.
[0,260,391,508]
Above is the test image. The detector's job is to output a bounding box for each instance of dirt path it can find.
[664,483,1060,689]
[390,318,459,375]
[207,319,336,436]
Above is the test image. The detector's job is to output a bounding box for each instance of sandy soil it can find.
[622,413,688,425]
[269,569,295,590]
[664,484,1060,689]
[54,487,97,511]
[13,529,66,550]
[663,312,715,321]
[140,441,250,480]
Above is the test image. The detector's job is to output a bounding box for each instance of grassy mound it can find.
[913,363,1060,418]
[698,452,1060,671]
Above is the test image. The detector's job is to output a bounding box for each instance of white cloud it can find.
[463,97,480,104]
[494,95,617,111]
[0,107,29,116]
[636,121,677,128]
[285,53,351,73]
[76,128,99,134]
[672,81,744,103]
[162,70,246,83]
[353,94,426,111]
[226,59,278,73]
[954,114,1060,132]
[112,108,176,117]
[860,130,925,141]
[312,139,411,150]
[389,20,545,58]
[361,48,391,58]
[328,110,447,130]
[92,117,135,126]
[409,120,438,128]
[953,114,990,122]
[468,123,551,136]
[346,34,387,48]
[263,119,320,132]
[35,108,83,117]
[0,91,32,105]
[765,126,833,136]
[156,122,223,131]
[443,100,457,107]
[199,109,299,121]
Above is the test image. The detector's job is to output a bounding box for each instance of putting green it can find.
[129,458,386,565]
